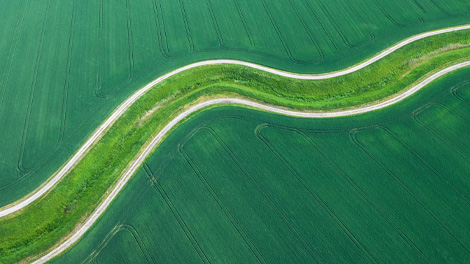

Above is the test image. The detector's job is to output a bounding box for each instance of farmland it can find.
[0,0,470,263]
[52,68,470,263]
[0,0,469,207]
[0,27,469,262]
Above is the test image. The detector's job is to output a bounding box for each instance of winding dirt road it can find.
[33,62,470,264]
[0,24,468,262]
[2,25,469,220]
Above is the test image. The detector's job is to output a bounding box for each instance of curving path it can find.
[0,24,467,262]
[33,61,470,263]
[1,25,469,220]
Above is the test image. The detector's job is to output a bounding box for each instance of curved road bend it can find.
[35,61,470,263]
[1,25,469,219]
[0,24,466,261]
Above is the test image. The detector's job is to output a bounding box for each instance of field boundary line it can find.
[350,126,470,255]
[231,0,255,48]
[298,130,433,262]
[1,23,469,218]
[179,132,267,263]
[451,80,470,105]
[412,103,470,160]
[144,165,211,263]
[33,60,470,263]
[256,126,376,263]
[17,0,52,175]
[0,24,465,261]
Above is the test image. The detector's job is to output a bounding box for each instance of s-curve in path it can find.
[34,61,470,263]
[1,25,469,219]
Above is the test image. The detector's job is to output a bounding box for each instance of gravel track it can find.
[34,60,470,264]
[0,24,468,263]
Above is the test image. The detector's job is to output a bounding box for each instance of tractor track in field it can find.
[0,24,468,263]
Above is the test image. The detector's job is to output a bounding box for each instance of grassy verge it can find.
[0,29,469,263]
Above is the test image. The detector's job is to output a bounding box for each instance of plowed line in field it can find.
[256,126,376,263]
[412,103,470,161]
[287,0,325,63]
[0,0,29,112]
[58,0,76,145]
[144,165,211,264]
[451,81,470,105]
[298,130,432,263]
[17,0,52,174]
[232,0,254,48]
[302,0,337,50]
[0,24,466,263]
[179,135,266,263]
[350,127,470,256]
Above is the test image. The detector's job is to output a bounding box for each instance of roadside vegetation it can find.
[1,0,469,207]
[0,29,469,263]
[55,68,470,263]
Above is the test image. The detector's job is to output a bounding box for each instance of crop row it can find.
[17,0,52,175]
[151,0,381,62]
[350,125,470,256]
[257,121,470,262]
[412,103,470,160]
[179,125,326,262]
[144,164,210,263]
[256,125,378,262]
[150,0,469,64]
[0,1,29,112]
[178,128,266,263]
[297,129,432,262]
[451,80,470,105]
[258,124,418,262]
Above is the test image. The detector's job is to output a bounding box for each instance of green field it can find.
[0,0,469,207]
[0,28,469,262]
[52,68,470,263]
[1,0,470,262]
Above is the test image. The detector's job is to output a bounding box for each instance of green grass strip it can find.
[0,29,469,263]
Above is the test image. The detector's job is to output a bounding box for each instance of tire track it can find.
[298,130,432,263]
[144,165,211,264]
[350,126,470,256]
[94,0,105,98]
[256,125,377,263]
[178,130,266,263]
[58,0,76,145]
[151,0,171,58]
[205,0,224,48]
[286,0,325,64]
[378,125,470,205]
[17,0,52,175]
[232,0,254,48]
[302,0,337,50]
[16,59,470,263]
[412,103,470,160]
[125,0,135,79]
[178,0,194,52]
[0,24,465,262]
[451,80,470,105]
[0,0,29,112]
